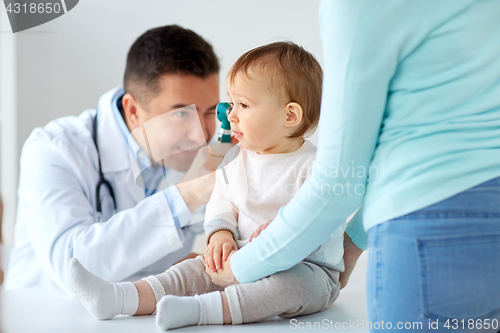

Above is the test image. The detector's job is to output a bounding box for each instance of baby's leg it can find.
[67,256,221,320]
[141,255,223,310]
[155,261,340,330]
[154,256,231,330]
[224,261,341,324]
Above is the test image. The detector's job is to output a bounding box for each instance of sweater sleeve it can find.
[345,206,368,251]
[204,151,240,245]
[230,0,429,283]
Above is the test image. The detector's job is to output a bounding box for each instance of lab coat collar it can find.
[96,87,131,173]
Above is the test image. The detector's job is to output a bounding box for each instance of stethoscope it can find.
[92,112,117,221]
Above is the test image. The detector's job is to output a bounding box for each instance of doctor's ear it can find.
[283,102,303,128]
[121,93,143,130]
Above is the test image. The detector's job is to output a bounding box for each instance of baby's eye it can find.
[240,103,248,109]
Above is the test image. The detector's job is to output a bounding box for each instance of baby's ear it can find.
[284,102,303,128]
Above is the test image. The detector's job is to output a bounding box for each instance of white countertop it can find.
[1,249,369,333]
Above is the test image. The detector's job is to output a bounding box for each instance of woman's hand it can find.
[205,230,237,273]
[339,232,363,289]
[206,250,240,288]
[248,221,271,242]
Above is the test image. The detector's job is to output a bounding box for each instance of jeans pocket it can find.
[416,232,500,320]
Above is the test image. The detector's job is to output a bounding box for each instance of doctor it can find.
[6,25,234,293]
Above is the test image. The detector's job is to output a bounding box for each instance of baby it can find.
[67,41,346,330]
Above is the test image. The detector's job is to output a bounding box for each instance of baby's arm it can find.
[204,150,241,272]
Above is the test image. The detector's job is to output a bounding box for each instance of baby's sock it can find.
[67,258,139,320]
[156,292,224,330]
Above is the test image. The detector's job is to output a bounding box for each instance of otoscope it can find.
[216,102,233,143]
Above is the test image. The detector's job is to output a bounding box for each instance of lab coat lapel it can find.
[96,87,145,206]
[96,87,130,174]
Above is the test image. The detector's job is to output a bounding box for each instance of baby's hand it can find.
[248,221,271,242]
[206,250,240,288]
[205,230,237,273]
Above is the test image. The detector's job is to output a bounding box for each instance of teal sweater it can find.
[231,0,500,283]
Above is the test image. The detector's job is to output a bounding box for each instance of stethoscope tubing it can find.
[92,112,117,220]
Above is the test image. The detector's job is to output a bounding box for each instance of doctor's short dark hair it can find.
[124,25,220,107]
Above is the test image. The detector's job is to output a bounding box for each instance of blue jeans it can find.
[367,176,500,332]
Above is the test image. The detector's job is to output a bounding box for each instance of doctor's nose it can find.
[186,120,207,145]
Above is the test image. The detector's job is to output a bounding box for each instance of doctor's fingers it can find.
[210,144,234,169]
[192,143,234,174]
[207,143,234,158]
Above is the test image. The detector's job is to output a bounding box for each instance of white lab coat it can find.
[5,88,202,293]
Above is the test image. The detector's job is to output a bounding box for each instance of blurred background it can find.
[0,0,323,247]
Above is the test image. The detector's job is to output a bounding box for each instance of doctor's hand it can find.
[205,230,237,273]
[176,143,234,212]
[206,250,240,288]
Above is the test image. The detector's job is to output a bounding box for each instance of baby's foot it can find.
[156,295,200,330]
[67,258,138,320]
[156,292,223,330]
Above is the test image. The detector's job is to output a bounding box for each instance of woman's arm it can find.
[229,0,428,284]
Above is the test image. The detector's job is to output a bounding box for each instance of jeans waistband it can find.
[394,176,500,219]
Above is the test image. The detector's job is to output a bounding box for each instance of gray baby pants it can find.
[143,255,340,324]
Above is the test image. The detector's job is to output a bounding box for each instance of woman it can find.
[214,1,500,331]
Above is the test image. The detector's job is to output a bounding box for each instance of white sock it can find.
[156,292,223,330]
[66,258,139,320]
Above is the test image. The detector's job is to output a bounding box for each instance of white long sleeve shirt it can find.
[204,141,345,271]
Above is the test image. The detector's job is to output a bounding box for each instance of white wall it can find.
[1,2,18,247]
[6,0,322,244]
[16,0,322,149]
